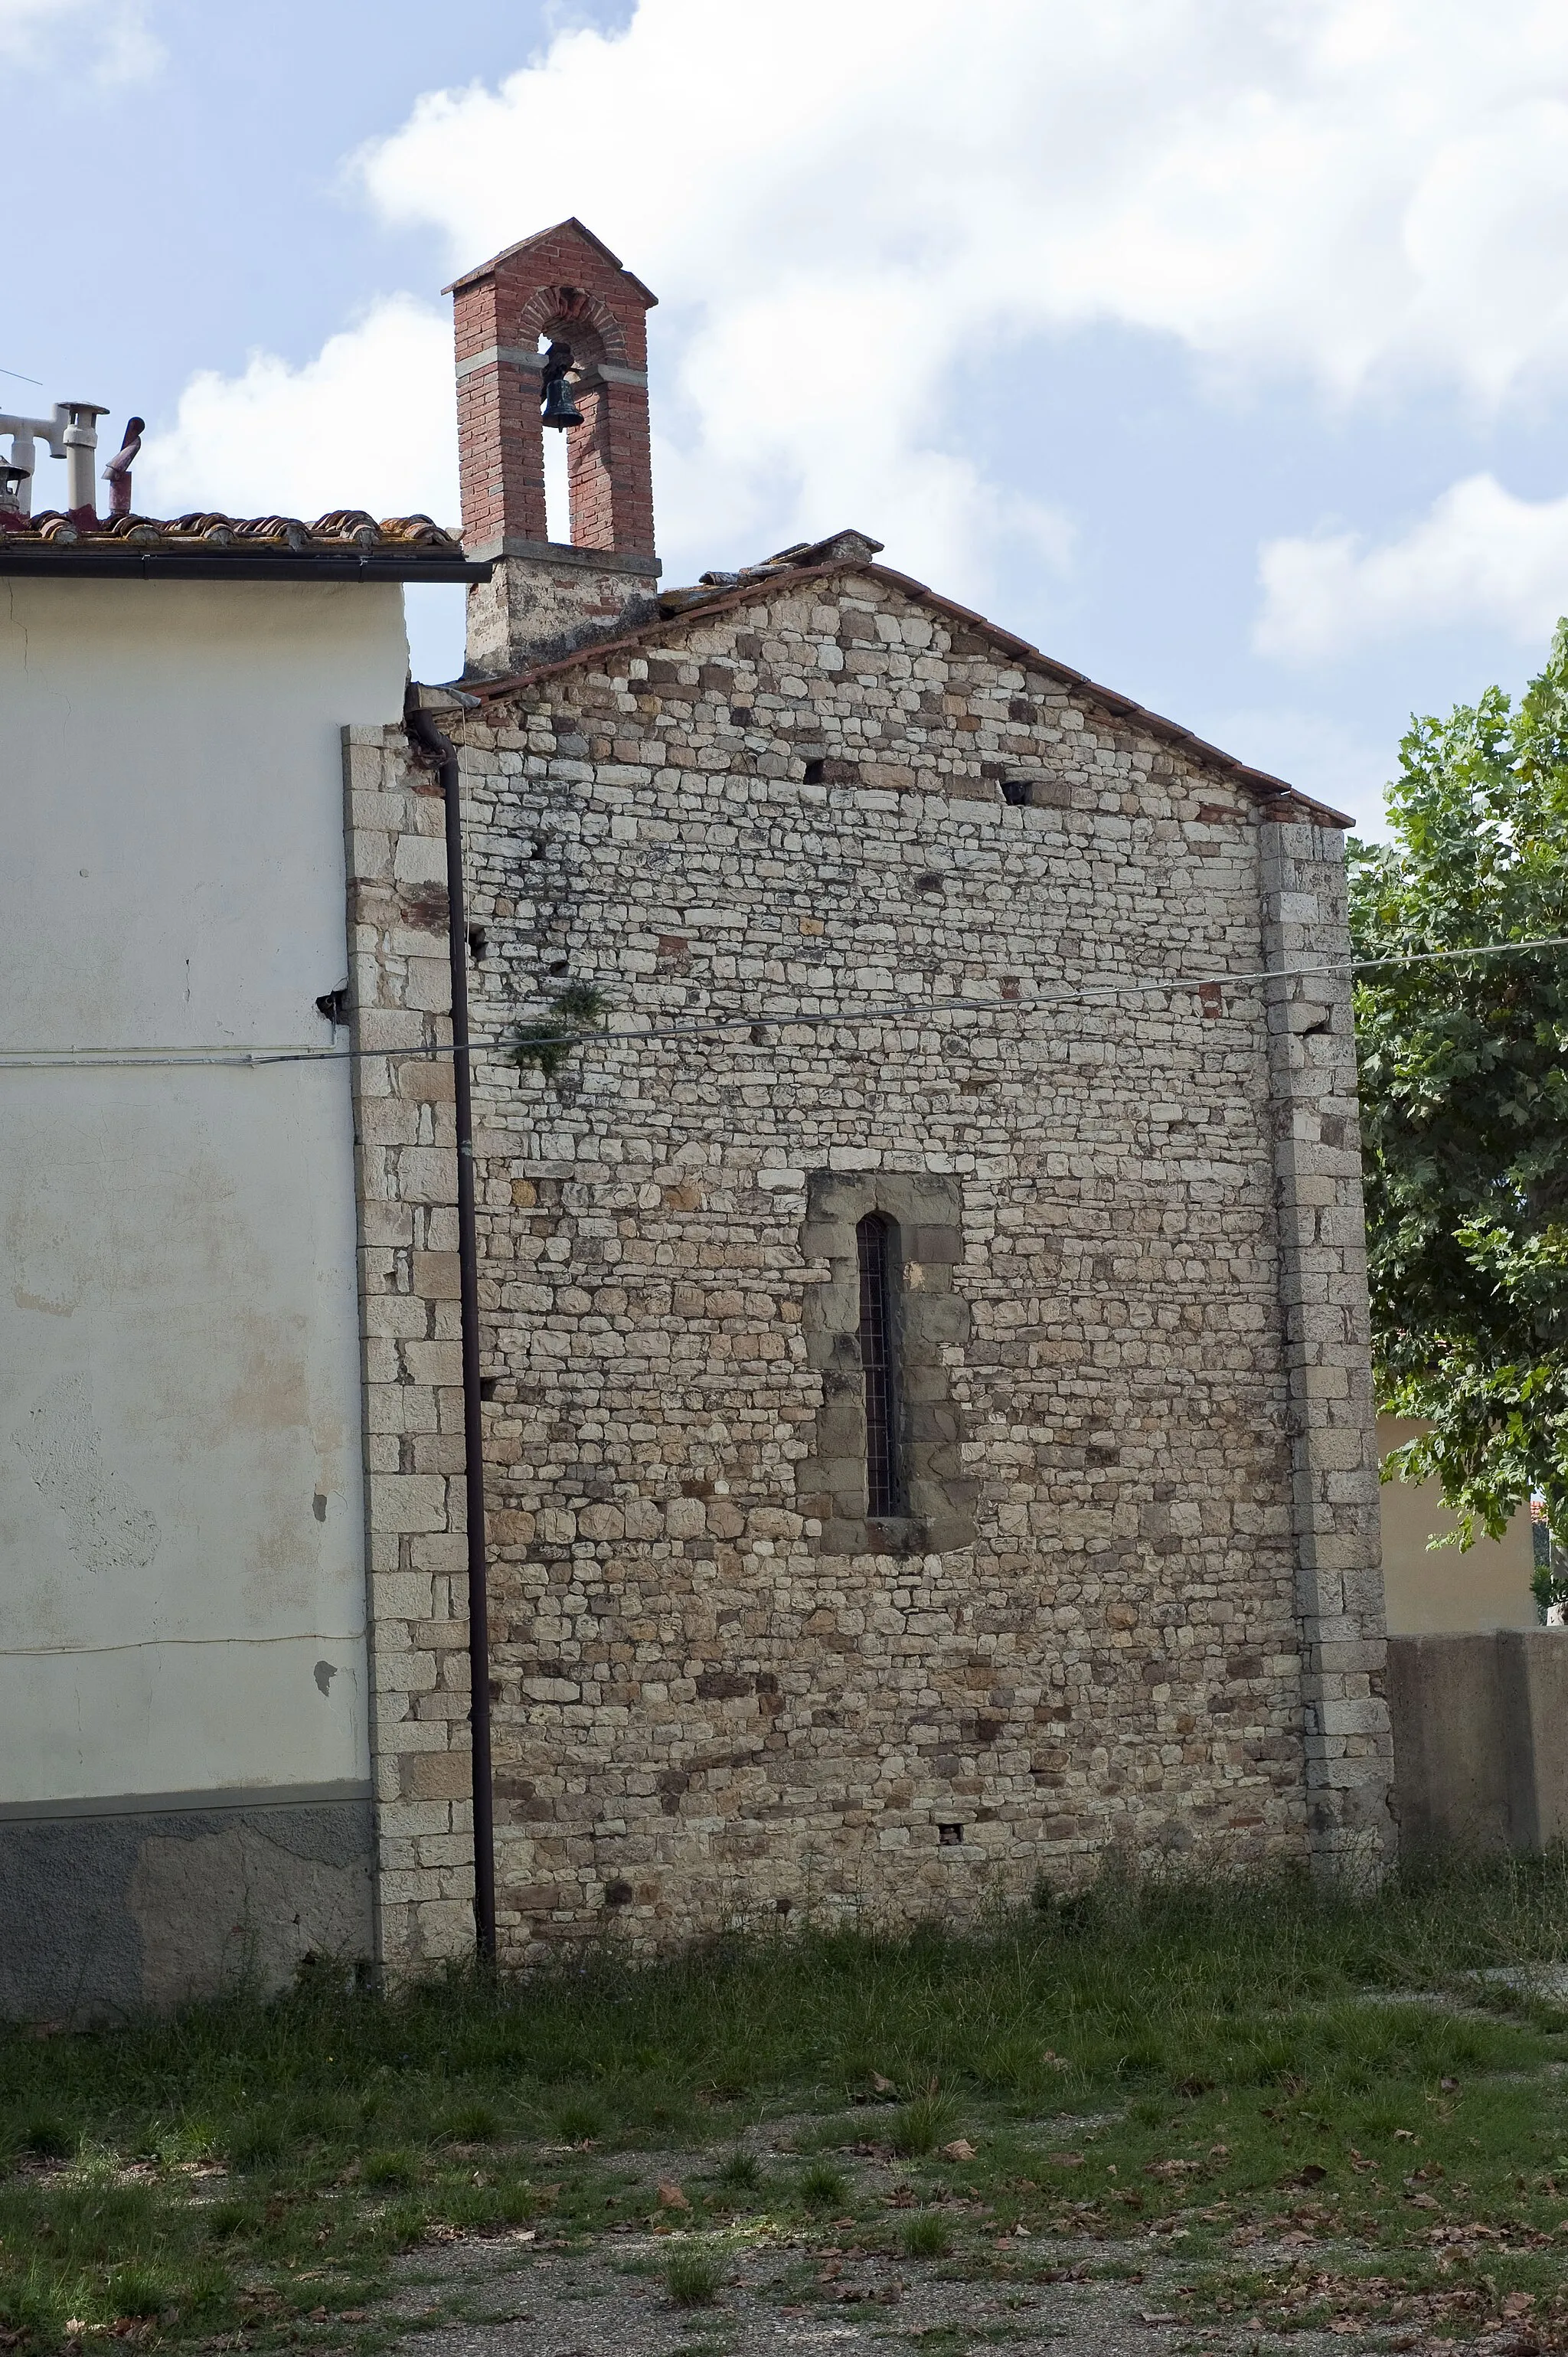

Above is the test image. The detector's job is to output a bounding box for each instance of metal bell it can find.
[540,341,583,430]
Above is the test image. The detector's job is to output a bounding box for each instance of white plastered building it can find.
[0,509,484,2015]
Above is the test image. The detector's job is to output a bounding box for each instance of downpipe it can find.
[407,697,496,1963]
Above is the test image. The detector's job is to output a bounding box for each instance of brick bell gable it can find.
[447,218,657,564]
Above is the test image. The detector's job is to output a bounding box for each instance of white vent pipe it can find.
[0,400,109,517]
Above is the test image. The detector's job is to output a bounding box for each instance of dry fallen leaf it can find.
[941,2139,977,2161]
[871,2071,897,2094]
[656,2179,691,2210]
[1393,2129,1417,2143]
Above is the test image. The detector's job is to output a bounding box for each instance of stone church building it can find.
[352,221,1396,1971]
[1,217,1393,2012]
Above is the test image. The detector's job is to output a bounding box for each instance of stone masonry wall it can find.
[353,564,1393,1965]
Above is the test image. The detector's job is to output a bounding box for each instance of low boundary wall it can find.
[1387,1631,1568,1852]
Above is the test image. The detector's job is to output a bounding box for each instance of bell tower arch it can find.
[446,218,660,675]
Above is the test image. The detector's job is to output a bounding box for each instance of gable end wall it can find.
[348,571,1393,1968]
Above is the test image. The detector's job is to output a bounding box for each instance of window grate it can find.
[857,1212,902,1516]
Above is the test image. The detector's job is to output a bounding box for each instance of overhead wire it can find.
[2,930,1566,1072]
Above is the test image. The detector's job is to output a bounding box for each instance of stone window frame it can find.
[799,1171,975,1558]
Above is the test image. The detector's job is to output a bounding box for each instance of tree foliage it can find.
[1349,619,1568,1551]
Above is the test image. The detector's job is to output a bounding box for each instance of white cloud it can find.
[136,0,1568,662]
[0,0,161,80]
[357,0,1568,410]
[1255,476,1568,662]
[136,298,459,528]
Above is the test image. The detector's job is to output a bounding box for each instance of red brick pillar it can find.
[452,270,547,551]
[567,371,655,557]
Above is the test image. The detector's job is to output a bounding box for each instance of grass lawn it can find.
[5,1855,1568,2353]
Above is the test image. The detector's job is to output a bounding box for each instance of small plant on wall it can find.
[511,982,607,1081]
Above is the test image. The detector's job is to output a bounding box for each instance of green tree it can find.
[1349,618,1568,1574]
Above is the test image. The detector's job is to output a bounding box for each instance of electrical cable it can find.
[2,930,1566,1071]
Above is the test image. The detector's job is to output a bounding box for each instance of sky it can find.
[8,0,1568,835]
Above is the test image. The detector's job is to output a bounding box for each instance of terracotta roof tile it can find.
[442,216,658,308]
[0,507,485,581]
[0,507,465,554]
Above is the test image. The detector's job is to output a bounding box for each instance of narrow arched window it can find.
[856,1211,903,1516]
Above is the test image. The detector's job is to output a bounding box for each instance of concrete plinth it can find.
[0,1789,374,2022]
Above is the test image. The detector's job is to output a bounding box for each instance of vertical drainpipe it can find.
[407,697,497,1963]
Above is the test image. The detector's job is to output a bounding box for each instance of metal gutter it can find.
[0,551,492,582]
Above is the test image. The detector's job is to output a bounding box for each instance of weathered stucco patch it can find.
[19,1371,159,1573]
[129,1816,371,2007]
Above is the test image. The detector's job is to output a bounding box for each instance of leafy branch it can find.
[510,982,608,1080]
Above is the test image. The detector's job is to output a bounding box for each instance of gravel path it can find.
[383,2223,1421,2357]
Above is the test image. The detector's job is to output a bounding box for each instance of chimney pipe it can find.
[0,399,109,518]
[60,401,109,517]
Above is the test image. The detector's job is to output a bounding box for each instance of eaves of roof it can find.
[0,548,490,583]
[462,557,1352,829]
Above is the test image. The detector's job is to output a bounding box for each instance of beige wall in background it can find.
[1379,1414,1537,1636]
